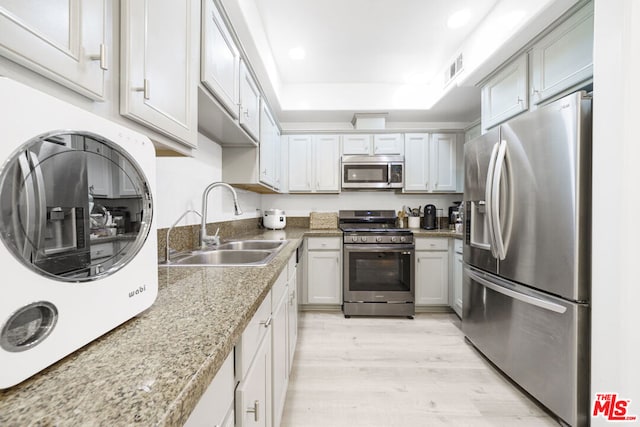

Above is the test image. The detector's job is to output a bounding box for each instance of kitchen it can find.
[0,0,637,426]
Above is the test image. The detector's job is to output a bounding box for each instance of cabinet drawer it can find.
[454,239,463,254]
[415,238,448,251]
[307,237,341,250]
[236,291,271,380]
[90,242,114,260]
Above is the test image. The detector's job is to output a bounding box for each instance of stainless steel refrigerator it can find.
[462,91,591,427]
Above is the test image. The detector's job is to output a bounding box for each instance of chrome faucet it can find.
[166,209,201,263]
[200,182,243,249]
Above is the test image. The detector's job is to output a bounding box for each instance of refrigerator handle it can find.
[465,267,567,314]
[485,141,500,258]
[17,153,36,259]
[28,151,47,254]
[492,140,508,260]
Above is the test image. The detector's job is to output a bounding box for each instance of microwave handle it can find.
[387,163,391,185]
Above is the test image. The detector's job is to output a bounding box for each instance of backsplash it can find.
[158,216,310,262]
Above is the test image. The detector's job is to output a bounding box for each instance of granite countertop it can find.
[411,228,463,239]
[0,226,453,425]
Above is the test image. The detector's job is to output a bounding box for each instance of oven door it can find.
[343,244,415,302]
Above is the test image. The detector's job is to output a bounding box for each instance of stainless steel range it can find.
[339,210,415,318]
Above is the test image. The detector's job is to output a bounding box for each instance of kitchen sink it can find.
[215,240,286,251]
[161,240,288,267]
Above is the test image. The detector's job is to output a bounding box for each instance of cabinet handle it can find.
[89,43,108,71]
[243,108,250,118]
[517,96,524,104]
[531,89,539,96]
[134,79,150,100]
[246,400,259,422]
[260,317,272,328]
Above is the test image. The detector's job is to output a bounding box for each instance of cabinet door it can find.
[236,333,272,427]
[415,251,449,305]
[201,0,240,118]
[114,152,140,197]
[530,2,593,105]
[121,0,198,147]
[271,288,288,427]
[403,133,429,192]
[373,134,404,155]
[85,139,113,198]
[429,133,457,192]
[259,103,277,187]
[273,129,282,191]
[307,251,341,304]
[288,135,312,192]
[239,60,261,140]
[287,265,298,374]
[453,251,463,317]
[481,54,528,131]
[342,134,371,155]
[0,1,107,100]
[313,135,340,192]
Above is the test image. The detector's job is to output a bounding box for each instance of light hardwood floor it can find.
[281,311,560,427]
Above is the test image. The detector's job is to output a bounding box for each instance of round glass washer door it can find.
[0,131,153,282]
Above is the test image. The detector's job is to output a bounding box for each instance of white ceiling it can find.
[223,0,578,125]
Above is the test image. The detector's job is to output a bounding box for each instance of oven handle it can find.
[344,244,415,252]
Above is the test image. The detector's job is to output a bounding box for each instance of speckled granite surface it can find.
[0,226,452,426]
[411,229,463,239]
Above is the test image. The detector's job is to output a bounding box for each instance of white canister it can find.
[408,216,420,228]
[263,209,286,229]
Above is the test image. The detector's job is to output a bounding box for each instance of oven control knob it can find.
[400,236,407,242]
[391,236,398,243]
[360,236,368,242]
[376,236,382,243]
[351,236,358,242]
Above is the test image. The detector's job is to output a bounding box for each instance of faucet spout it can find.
[200,182,243,249]
[166,209,201,263]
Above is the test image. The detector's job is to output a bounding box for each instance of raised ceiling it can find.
[222,0,579,125]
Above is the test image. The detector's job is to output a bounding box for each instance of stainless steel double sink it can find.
[161,240,288,267]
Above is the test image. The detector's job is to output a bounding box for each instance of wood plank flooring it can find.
[281,311,560,427]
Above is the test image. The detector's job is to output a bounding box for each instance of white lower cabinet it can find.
[305,237,342,305]
[415,238,449,306]
[271,270,288,427]
[452,239,463,317]
[287,256,298,374]
[237,331,272,427]
[185,351,235,427]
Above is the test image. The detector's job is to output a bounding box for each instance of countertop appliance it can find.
[341,155,404,189]
[462,91,591,427]
[263,209,286,229]
[423,204,436,229]
[0,78,157,389]
[339,210,415,317]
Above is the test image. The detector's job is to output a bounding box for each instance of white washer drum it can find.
[0,78,157,388]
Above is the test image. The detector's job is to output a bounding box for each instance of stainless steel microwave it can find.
[341,155,404,189]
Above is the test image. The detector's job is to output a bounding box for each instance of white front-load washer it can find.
[0,78,158,388]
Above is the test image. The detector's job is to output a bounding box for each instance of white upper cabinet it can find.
[259,102,278,188]
[121,0,198,148]
[342,134,372,155]
[481,54,528,131]
[201,0,240,118]
[404,133,459,193]
[0,0,108,100]
[342,134,403,155]
[288,135,340,193]
[373,134,404,155]
[530,1,593,105]
[239,60,261,140]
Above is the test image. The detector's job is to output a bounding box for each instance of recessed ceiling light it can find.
[447,8,471,29]
[289,47,306,60]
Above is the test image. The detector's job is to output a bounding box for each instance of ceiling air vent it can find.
[444,53,464,86]
[351,113,388,130]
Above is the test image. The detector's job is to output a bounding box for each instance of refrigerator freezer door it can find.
[462,265,590,427]
[496,92,591,301]
[463,127,499,274]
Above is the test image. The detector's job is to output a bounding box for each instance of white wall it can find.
[591,1,640,424]
[155,133,261,228]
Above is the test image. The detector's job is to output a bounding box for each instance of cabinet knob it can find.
[246,400,260,422]
[134,79,150,100]
[89,43,108,71]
